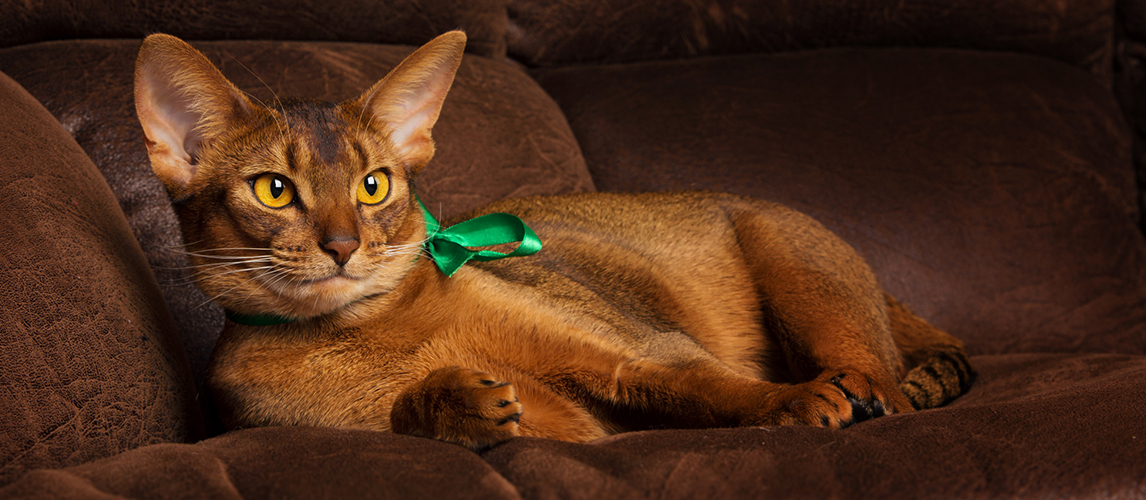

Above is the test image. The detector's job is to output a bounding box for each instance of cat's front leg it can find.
[389,366,523,451]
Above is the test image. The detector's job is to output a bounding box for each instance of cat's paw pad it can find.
[820,369,911,423]
[390,366,523,451]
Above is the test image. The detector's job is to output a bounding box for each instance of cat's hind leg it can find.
[723,197,916,422]
[885,294,976,409]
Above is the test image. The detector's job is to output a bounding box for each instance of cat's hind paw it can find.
[749,369,910,429]
[822,369,914,423]
[752,380,855,429]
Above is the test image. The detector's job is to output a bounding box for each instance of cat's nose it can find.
[322,238,360,266]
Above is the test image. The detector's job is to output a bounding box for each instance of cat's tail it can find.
[886,293,976,410]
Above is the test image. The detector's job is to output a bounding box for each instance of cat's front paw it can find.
[390,366,522,451]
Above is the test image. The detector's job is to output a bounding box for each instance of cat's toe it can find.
[823,370,908,422]
[754,381,855,429]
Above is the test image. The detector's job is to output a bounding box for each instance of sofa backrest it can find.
[0,0,1120,77]
[0,0,510,57]
[508,0,1116,78]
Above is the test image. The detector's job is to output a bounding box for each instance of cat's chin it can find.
[275,275,373,317]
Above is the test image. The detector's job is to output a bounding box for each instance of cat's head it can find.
[134,32,465,319]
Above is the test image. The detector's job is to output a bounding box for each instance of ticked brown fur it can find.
[135,32,974,451]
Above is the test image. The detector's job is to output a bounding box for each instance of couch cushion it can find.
[535,48,1146,356]
[482,353,1146,499]
[0,72,202,486]
[4,353,1144,498]
[2,427,519,499]
[0,0,510,58]
[0,39,594,381]
[510,0,1116,78]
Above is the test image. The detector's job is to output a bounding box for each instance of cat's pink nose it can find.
[322,238,360,266]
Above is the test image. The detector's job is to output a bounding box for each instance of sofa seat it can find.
[2,353,1143,498]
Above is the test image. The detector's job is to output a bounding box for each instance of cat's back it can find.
[463,191,790,377]
[457,191,757,233]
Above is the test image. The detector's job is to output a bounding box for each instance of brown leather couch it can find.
[3,0,1146,497]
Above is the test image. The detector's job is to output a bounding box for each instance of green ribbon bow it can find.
[418,197,543,277]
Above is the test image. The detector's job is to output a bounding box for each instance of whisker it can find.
[155,257,274,271]
[159,243,271,254]
[233,265,293,310]
[197,263,287,310]
[223,50,288,141]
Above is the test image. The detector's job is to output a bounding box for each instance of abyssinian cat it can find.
[134,31,974,450]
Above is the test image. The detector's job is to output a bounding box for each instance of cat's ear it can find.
[352,31,466,173]
[134,34,254,200]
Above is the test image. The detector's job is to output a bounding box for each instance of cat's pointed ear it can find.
[352,31,466,173]
[134,34,254,200]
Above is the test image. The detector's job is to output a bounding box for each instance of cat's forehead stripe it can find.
[350,140,369,172]
[278,99,348,168]
[284,141,298,173]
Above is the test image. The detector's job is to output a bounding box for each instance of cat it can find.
[134,31,974,451]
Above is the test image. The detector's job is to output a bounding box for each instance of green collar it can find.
[225,195,541,327]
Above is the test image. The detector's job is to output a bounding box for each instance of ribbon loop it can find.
[418,197,542,277]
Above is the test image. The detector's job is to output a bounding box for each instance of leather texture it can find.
[0,72,202,486]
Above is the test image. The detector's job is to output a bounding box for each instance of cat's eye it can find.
[253,173,295,208]
[357,171,390,205]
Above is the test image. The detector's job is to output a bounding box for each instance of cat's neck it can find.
[219,256,465,340]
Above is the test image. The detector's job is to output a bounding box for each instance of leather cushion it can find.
[535,48,1146,356]
[0,72,202,486]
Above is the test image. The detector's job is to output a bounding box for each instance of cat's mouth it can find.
[257,269,371,316]
[299,274,355,287]
[285,271,366,296]
[225,251,417,318]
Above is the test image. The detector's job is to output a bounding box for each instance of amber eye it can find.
[253,173,295,208]
[357,171,390,205]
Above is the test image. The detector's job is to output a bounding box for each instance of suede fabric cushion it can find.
[4,353,1144,498]
[0,72,202,487]
[0,0,509,58]
[535,48,1146,357]
[509,0,1116,78]
[0,39,594,382]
